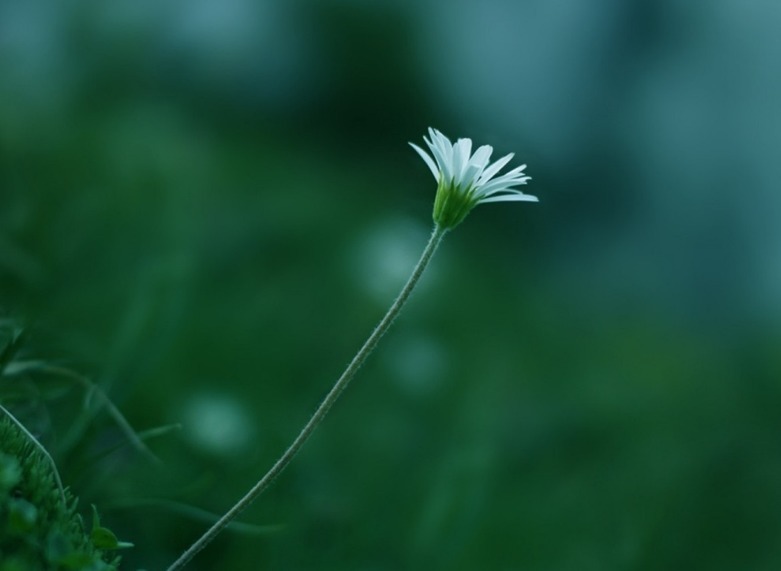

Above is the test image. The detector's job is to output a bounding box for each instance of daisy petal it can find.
[478,193,539,204]
[409,142,440,182]
[477,169,531,195]
[452,138,472,181]
[477,153,515,185]
[462,145,493,187]
[426,135,452,181]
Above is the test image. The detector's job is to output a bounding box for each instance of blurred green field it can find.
[2,2,781,570]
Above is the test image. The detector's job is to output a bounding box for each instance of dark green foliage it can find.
[3,2,781,569]
[0,417,122,571]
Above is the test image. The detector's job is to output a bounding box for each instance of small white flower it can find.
[410,127,537,229]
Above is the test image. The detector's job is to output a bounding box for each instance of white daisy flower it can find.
[410,127,537,229]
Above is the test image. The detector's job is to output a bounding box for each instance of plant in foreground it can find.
[167,128,538,570]
[0,414,131,571]
[0,324,136,569]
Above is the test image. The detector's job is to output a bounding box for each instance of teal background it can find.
[2,1,781,569]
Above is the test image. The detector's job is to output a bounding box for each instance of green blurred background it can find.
[2,0,781,569]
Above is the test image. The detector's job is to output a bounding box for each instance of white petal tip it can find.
[478,193,539,204]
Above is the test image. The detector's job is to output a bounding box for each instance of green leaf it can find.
[91,526,120,550]
[0,452,22,491]
[7,498,38,533]
[45,530,73,562]
[57,551,95,569]
[90,505,134,550]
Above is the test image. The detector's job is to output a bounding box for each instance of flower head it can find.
[410,127,537,229]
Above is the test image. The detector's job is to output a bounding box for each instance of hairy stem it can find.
[167,224,447,571]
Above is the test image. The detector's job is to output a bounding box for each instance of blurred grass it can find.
[2,1,781,570]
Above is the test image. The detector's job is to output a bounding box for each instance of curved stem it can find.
[167,224,447,571]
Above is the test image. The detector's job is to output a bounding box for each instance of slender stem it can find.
[167,224,448,571]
